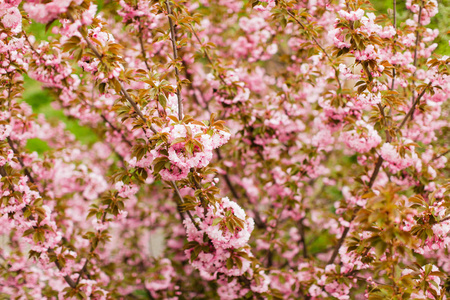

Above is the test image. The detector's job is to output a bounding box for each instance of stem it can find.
[368,156,384,189]
[432,149,450,161]
[284,9,342,90]
[49,248,77,288]
[413,2,423,68]
[377,104,391,143]
[393,0,396,29]
[7,137,35,185]
[215,148,266,229]
[99,114,133,147]
[190,25,228,86]
[328,117,392,265]
[410,1,424,118]
[298,218,308,258]
[137,18,151,71]
[165,0,183,120]
[397,82,431,131]
[171,180,201,230]
[327,226,350,265]
[67,12,157,134]
[391,0,397,91]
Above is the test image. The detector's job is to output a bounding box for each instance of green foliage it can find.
[22,75,98,145]
[372,0,450,55]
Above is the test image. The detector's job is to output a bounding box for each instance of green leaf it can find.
[226,257,233,270]
[158,94,167,107]
[212,217,222,226]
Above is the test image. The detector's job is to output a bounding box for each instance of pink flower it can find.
[338,9,365,21]
[1,7,21,29]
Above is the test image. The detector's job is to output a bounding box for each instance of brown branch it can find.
[439,216,450,224]
[99,114,133,147]
[22,31,38,54]
[7,137,35,184]
[215,149,266,229]
[137,18,152,71]
[397,82,431,131]
[165,0,183,120]
[328,122,389,265]
[432,149,450,161]
[390,0,397,91]
[284,9,342,90]
[67,12,157,134]
[298,218,308,258]
[393,0,397,29]
[49,248,77,289]
[413,2,423,68]
[327,80,428,265]
[410,1,424,118]
[189,25,228,86]
[171,180,201,230]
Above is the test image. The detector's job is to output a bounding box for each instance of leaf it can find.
[23,228,34,237]
[158,94,167,108]
[212,217,222,226]
[226,257,233,270]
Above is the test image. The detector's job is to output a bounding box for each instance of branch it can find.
[393,0,397,29]
[412,2,423,68]
[137,18,151,71]
[99,114,133,147]
[4,140,79,289]
[397,82,431,131]
[298,218,308,259]
[49,248,77,289]
[7,137,35,184]
[165,0,183,120]
[171,180,201,231]
[410,1,424,117]
[189,25,227,86]
[67,12,157,134]
[327,81,428,265]
[284,9,342,90]
[327,226,350,265]
[432,149,450,161]
[391,0,397,91]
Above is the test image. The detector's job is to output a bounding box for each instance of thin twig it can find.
[171,180,201,230]
[165,0,183,120]
[137,18,152,71]
[397,82,431,131]
[7,137,35,184]
[432,149,450,161]
[49,248,77,288]
[284,9,342,90]
[390,0,397,91]
[298,218,308,258]
[328,123,389,265]
[67,12,157,134]
[410,1,424,118]
[189,25,228,86]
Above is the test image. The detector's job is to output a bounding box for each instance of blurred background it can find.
[22,0,450,154]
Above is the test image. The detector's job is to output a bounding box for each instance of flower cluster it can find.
[184,197,255,280]
[152,123,231,181]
